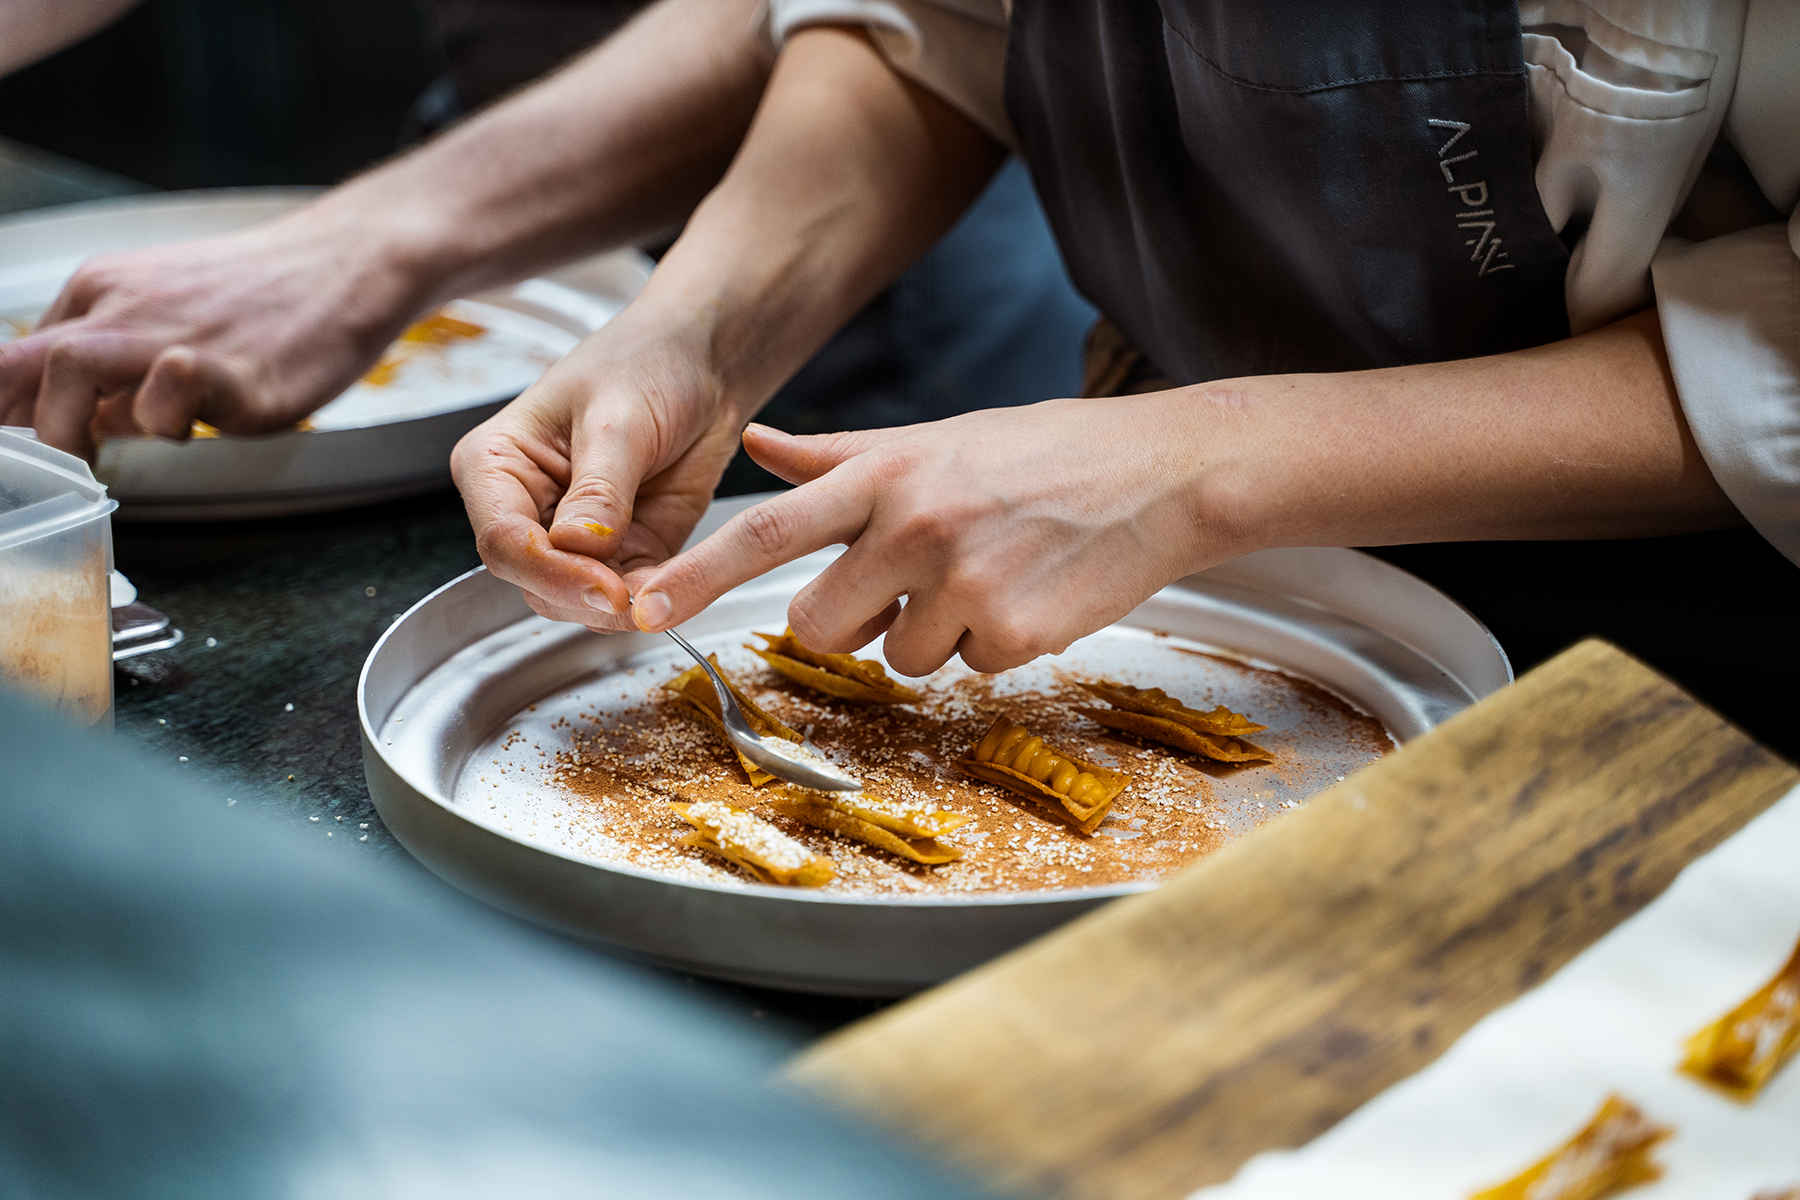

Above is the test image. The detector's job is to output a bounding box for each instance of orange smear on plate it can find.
[362,309,488,387]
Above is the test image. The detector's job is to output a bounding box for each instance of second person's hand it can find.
[0,203,433,458]
[450,309,756,633]
[623,395,1250,676]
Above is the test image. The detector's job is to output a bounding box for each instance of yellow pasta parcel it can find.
[670,800,833,887]
[748,628,922,704]
[663,654,804,786]
[769,786,968,865]
[1468,1094,1672,1200]
[1680,931,1800,1101]
[1077,679,1273,763]
[956,717,1128,835]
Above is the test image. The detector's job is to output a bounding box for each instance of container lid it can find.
[0,427,118,552]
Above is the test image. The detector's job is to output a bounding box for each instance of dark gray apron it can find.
[1004,0,1569,383]
[1000,1,1800,759]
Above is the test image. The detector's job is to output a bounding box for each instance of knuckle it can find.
[884,640,941,679]
[473,522,520,569]
[978,616,1044,668]
[44,338,82,372]
[650,549,709,604]
[891,506,958,556]
[736,502,792,559]
[560,473,627,516]
[785,592,837,651]
[65,262,107,294]
[862,442,919,486]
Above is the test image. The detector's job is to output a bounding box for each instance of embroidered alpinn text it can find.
[1428,118,1513,276]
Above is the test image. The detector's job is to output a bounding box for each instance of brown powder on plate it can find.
[540,654,1392,897]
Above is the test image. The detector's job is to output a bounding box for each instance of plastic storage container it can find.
[0,429,118,727]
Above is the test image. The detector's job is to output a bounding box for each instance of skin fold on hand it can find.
[0,0,768,459]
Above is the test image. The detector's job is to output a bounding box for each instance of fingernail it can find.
[633,590,671,631]
[582,587,616,616]
[743,422,787,438]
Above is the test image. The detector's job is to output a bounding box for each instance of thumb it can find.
[741,422,905,485]
[543,407,648,576]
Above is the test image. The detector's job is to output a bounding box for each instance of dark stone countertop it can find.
[111,485,889,1041]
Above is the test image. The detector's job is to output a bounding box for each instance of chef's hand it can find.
[0,210,425,458]
[450,313,750,632]
[448,25,1003,637]
[618,306,1738,674]
[622,400,1243,675]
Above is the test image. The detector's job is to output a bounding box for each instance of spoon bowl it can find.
[663,627,864,792]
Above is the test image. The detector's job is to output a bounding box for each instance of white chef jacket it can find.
[763,0,1800,567]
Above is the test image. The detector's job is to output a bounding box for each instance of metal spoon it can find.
[663,627,864,792]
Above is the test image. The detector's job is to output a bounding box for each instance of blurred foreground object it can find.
[1466,1094,1672,1200]
[1682,930,1800,1101]
[0,686,981,1200]
[0,428,115,726]
[791,640,1799,1200]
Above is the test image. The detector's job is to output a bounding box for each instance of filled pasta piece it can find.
[1076,679,1273,764]
[769,786,968,865]
[1467,1094,1672,1200]
[1681,930,1800,1101]
[957,717,1128,835]
[670,800,834,887]
[749,628,922,704]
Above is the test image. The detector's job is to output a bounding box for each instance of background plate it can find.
[0,189,651,519]
[360,495,1512,995]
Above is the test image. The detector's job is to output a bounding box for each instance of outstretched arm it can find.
[0,0,771,455]
[634,308,1737,675]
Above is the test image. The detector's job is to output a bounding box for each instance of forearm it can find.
[613,25,1004,423]
[1188,308,1742,552]
[0,0,139,77]
[282,0,773,316]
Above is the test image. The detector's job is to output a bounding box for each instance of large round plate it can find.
[0,189,651,519]
[359,495,1511,995]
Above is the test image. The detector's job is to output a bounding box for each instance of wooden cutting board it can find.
[788,639,1798,1200]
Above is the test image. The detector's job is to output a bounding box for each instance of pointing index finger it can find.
[631,472,875,632]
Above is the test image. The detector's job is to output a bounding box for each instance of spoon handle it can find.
[665,628,746,733]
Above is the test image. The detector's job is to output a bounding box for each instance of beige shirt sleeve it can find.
[763,0,1013,146]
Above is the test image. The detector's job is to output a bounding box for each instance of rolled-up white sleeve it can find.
[1653,217,1800,565]
[762,0,1013,146]
[1650,0,1800,566]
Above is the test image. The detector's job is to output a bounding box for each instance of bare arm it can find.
[450,26,1004,622]
[0,0,771,455]
[319,0,773,311]
[484,27,1739,673]
[0,0,140,77]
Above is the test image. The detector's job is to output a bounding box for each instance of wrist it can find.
[287,180,472,319]
[1148,384,1287,568]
